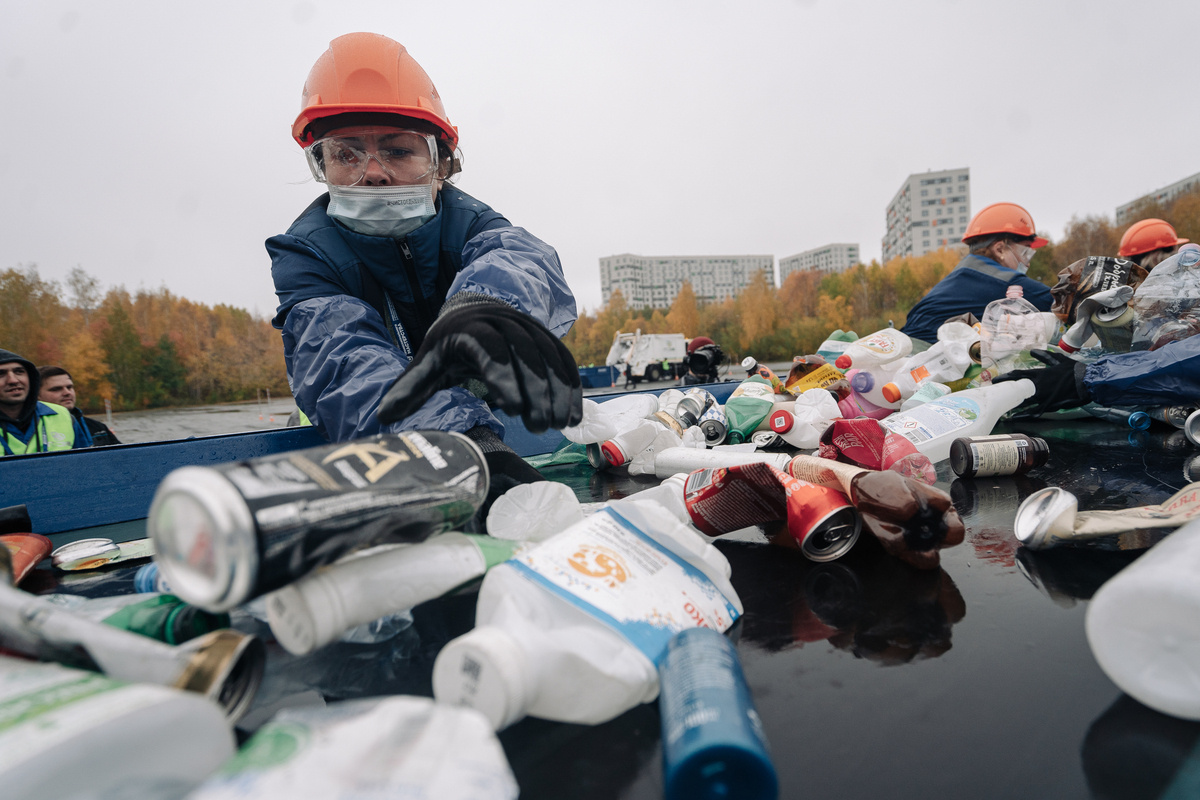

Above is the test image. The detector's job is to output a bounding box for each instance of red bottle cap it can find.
[882,383,902,403]
[600,440,627,466]
[834,354,852,369]
[769,409,795,433]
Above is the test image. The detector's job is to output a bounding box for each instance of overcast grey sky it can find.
[4,0,1199,318]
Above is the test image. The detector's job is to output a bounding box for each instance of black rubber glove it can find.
[463,426,545,525]
[378,294,583,433]
[993,349,1091,416]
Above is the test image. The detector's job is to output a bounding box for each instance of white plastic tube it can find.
[1086,516,1200,720]
[652,446,793,479]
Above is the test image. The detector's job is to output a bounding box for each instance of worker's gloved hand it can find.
[1059,285,1135,352]
[379,294,583,433]
[993,349,1090,416]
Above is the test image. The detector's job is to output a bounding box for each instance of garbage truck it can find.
[605,330,688,383]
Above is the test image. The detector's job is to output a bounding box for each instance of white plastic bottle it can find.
[0,656,235,800]
[879,379,1036,463]
[979,286,1048,379]
[432,500,743,730]
[833,327,913,370]
[898,380,952,411]
[848,367,903,409]
[1085,517,1200,721]
[562,394,660,444]
[265,533,525,656]
[652,446,795,478]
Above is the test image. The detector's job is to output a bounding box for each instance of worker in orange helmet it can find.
[1118,218,1189,270]
[268,33,581,514]
[900,202,1053,344]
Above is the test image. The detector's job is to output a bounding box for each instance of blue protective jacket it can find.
[268,185,577,443]
[901,254,1053,343]
[1083,335,1200,407]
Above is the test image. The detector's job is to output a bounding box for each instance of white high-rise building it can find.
[882,168,971,263]
[1115,170,1200,225]
[599,253,775,309]
[778,243,860,283]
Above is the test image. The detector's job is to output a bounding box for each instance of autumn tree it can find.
[666,281,700,337]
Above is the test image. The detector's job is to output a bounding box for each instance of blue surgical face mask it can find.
[1010,243,1036,274]
[326,183,436,238]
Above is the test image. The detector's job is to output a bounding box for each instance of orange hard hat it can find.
[962,202,1049,249]
[292,33,458,148]
[1118,218,1189,258]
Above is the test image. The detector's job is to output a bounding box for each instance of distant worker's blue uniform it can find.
[900,254,1053,344]
[267,185,577,443]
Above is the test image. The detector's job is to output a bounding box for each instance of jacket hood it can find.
[0,348,39,426]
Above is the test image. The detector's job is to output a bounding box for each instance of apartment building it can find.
[1115,170,1200,225]
[778,243,860,283]
[882,168,971,262]
[599,253,775,309]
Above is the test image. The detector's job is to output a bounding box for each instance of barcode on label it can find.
[905,428,931,443]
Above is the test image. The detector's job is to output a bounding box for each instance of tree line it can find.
[0,266,288,412]
[565,188,1200,366]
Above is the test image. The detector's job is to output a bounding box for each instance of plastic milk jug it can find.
[432,500,743,730]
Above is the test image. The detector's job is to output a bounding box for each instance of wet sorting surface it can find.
[25,416,1200,799]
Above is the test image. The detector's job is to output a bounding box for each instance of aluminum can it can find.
[148,431,488,612]
[785,479,860,562]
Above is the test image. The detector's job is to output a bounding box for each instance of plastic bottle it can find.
[833,327,913,371]
[835,380,895,421]
[767,408,820,449]
[432,500,743,730]
[815,329,858,363]
[652,447,794,478]
[658,628,778,800]
[42,592,230,646]
[562,394,660,445]
[0,656,235,800]
[879,379,1036,463]
[740,357,786,394]
[1083,404,1152,431]
[848,367,902,409]
[898,381,951,412]
[189,696,518,800]
[1085,516,1200,721]
[265,533,525,656]
[979,286,1047,379]
[601,419,665,466]
[724,376,778,444]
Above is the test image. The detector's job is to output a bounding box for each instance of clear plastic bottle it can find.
[979,286,1048,379]
[431,500,743,730]
[879,379,1036,463]
[833,327,913,370]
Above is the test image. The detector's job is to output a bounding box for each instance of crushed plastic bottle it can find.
[432,500,742,729]
[979,286,1048,380]
[1129,244,1200,351]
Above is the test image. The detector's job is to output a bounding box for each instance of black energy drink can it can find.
[147,431,488,612]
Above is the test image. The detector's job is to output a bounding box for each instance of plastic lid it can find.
[600,440,626,466]
[881,383,902,404]
[432,626,529,730]
[850,371,873,393]
[1128,411,1152,431]
[51,538,121,571]
[768,410,794,433]
[834,354,852,369]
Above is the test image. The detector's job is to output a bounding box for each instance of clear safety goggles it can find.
[304,128,440,186]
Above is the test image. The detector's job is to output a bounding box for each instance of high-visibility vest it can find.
[1,402,76,455]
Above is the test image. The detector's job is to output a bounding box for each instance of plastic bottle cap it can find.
[432,626,529,731]
[768,410,795,433]
[881,383,902,403]
[834,355,852,369]
[600,440,627,467]
[850,371,873,393]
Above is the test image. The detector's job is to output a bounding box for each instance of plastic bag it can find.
[1129,244,1200,351]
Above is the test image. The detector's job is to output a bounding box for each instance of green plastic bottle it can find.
[724,376,776,445]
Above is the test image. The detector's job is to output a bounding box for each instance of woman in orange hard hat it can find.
[900,202,1053,344]
[268,33,582,511]
[1118,218,1189,270]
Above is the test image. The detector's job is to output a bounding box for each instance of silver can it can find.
[148,431,488,612]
